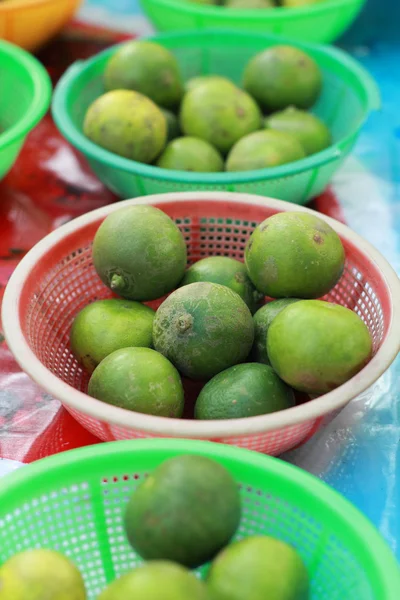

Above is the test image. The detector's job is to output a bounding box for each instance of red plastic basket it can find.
[3,192,400,455]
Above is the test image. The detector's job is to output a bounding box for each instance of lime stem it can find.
[177,314,193,333]
[110,274,125,291]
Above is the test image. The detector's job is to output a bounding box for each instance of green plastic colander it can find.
[140,0,366,44]
[52,30,379,205]
[0,40,51,180]
[0,440,398,599]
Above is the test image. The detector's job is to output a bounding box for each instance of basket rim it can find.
[140,0,365,20]
[0,438,398,596]
[51,29,380,186]
[0,40,52,150]
[2,192,400,439]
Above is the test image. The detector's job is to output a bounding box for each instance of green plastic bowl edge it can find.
[139,0,365,20]
[52,29,380,186]
[0,39,52,150]
[0,439,398,598]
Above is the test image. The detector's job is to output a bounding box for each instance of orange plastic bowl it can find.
[0,0,82,52]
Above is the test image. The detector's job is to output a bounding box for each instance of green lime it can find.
[70,299,155,373]
[226,129,305,172]
[243,45,322,111]
[104,40,183,109]
[180,256,263,312]
[88,347,184,417]
[0,549,86,600]
[252,299,301,364]
[98,561,209,600]
[207,535,309,600]
[195,363,295,420]
[124,454,241,568]
[161,108,181,142]
[245,211,345,298]
[153,282,254,380]
[267,300,373,394]
[83,90,167,163]
[157,137,224,172]
[92,204,187,301]
[265,107,331,156]
[180,79,261,154]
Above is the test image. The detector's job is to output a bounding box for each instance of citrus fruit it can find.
[88,347,184,417]
[70,299,155,373]
[185,75,233,94]
[267,300,373,394]
[153,282,254,379]
[179,256,263,312]
[124,454,241,568]
[161,108,181,142]
[104,40,183,109]
[226,130,305,171]
[195,363,295,420]
[180,79,262,154]
[156,137,224,172]
[243,45,322,111]
[98,561,209,600]
[0,548,86,600]
[92,204,187,301]
[83,90,167,163]
[252,298,301,364]
[245,211,345,298]
[265,107,331,156]
[207,535,309,600]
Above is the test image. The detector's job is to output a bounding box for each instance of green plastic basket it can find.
[0,40,52,180]
[140,0,366,44]
[52,30,379,205]
[0,440,399,599]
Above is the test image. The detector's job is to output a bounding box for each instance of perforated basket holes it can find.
[0,483,107,599]
[100,472,148,580]
[315,70,362,139]
[323,266,384,352]
[197,216,257,262]
[238,485,374,600]
[24,214,385,402]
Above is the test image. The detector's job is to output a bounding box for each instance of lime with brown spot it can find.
[245,211,345,298]
[83,90,167,163]
[267,300,373,394]
[243,45,322,111]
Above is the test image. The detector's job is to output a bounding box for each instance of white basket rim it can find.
[3,191,400,438]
